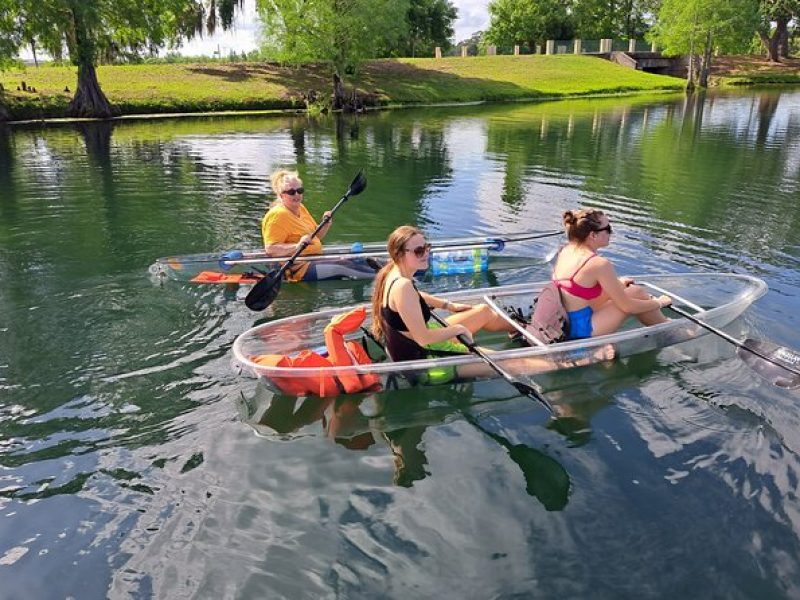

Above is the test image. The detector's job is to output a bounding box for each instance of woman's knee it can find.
[625,284,649,301]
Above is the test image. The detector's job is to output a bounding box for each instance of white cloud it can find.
[451,0,491,43]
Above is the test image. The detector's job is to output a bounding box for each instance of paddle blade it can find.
[738,338,800,389]
[512,380,555,414]
[347,171,367,197]
[244,271,281,311]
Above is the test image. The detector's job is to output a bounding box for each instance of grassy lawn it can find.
[1,55,684,120]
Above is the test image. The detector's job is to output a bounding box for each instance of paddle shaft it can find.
[428,312,554,414]
[668,304,800,378]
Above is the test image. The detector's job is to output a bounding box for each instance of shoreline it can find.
[2,54,798,127]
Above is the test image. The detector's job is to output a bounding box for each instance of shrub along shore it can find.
[0,54,796,122]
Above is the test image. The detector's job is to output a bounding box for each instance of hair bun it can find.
[562,210,575,226]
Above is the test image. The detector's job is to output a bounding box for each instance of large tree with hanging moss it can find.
[0,0,247,118]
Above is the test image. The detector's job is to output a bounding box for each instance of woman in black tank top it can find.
[370,226,516,364]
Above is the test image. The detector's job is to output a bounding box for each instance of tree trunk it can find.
[0,103,9,123]
[779,22,790,58]
[332,71,345,111]
[30,41,38,67]
[66,3,113,118]
[698,31,713,88]
[760,16,788,62]
[68,61,113,118]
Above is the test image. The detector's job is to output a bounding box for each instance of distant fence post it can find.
[573,39,582,54]
[600,38,612,53]
[546,40,555,55]
[628,39,636,52]
[514,44,520,56]
[487,45,496,56]
[651,41,658,52]
[435,46,442,58]
[535,44,541,54]
[461,46,468,57]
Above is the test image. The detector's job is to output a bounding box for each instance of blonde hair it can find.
[269,169,301,198]
[563,208,605,242]
[371,225,424,341]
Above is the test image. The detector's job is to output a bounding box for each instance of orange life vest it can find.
[251,306,382,397]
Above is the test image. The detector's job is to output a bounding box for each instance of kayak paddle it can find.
[667,304,800,389]
[245,170,368,311]
[429,312,555,414]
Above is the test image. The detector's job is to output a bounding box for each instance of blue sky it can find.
[179,0,490,56]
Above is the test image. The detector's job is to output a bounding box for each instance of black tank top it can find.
[380,278,431,362]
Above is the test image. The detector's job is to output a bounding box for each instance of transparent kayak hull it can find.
[149,230,559,283]
[231,273,767,396]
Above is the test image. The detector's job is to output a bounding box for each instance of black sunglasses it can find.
[594,224,613,234]
[404,243,431,258]
[282,187,304,196]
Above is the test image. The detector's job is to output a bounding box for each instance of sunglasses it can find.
[404,243,431,258]
[594,224,613,234]
[282,187,304,196]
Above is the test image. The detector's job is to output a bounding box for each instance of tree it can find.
[649,0,758,89]
[757,0,799,61]
[571,0,660,40]
[404,0,458,57]
[0,0,246,118]
[484,0,573,54]
[256,0,409,110]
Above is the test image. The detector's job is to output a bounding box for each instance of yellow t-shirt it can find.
[261,203,323,281]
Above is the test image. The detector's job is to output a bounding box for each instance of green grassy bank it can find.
[1,55,685,121]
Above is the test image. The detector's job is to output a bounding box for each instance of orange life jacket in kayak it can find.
[251,306,382,397]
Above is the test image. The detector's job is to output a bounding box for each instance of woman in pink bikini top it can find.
[552,208,672,340]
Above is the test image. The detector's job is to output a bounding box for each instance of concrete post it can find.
[574,39,582,54]
[651,41,658,53]
[600,38,612,53]
[487,45,496,56]
[435,46,442,59]
[514,45,520,56]
[628,39,636,52]
[461,46,468,57]
[535,45,541,54]
[546,40,555,55]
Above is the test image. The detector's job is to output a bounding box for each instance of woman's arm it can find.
[595,260,670,313]
[316,210,333,240]
[395,281,472,345]
[418,291,471,313]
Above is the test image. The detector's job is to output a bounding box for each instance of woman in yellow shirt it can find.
[262,169,376,281]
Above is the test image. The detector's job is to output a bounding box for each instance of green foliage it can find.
[484,0,573,52]
[649,0,759,57]
[571,0,659,39]
[257,0,409,77]
[389,0,458,58]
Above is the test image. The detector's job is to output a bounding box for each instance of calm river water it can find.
[1,89,800,598]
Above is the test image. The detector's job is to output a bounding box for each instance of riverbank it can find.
[0,55,682,121]
[712,55,800,86]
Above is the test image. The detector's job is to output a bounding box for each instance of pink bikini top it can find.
[554,253,603,300]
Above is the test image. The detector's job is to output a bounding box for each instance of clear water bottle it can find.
[430,249,489,276]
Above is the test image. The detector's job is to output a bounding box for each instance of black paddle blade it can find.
[512,380,555,414]
[347,171,367,197]
[244,270,281,311]
[738,338,800,389]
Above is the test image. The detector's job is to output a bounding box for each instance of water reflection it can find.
[240,381,571,510]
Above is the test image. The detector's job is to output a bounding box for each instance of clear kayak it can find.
[149,230,561,283]
[231,273,767,397]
